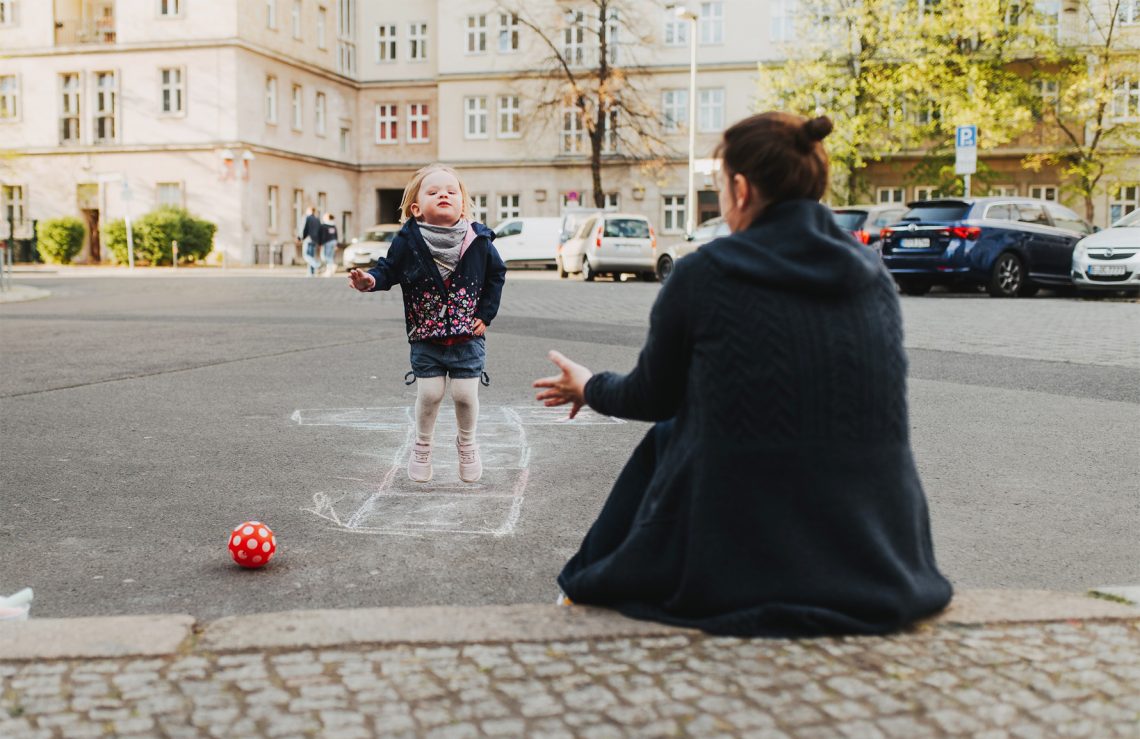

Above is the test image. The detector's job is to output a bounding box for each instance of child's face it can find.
[411,170,463,226]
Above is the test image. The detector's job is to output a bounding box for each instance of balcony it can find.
[54,1,116,45]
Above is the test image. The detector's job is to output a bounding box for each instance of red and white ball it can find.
[228,521,277,568]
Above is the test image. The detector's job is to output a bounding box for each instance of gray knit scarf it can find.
[419,220,468,281]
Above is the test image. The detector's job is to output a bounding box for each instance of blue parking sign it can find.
[956,125,977,149]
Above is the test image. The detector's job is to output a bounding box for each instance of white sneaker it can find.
[408,441,433,482]
[324,264,336,277]
[456,437,482,483]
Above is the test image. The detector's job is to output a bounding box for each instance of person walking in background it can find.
[319,212,339,277]
[300,206,322,277]
[534,112,952,637]
[347,164,507,484]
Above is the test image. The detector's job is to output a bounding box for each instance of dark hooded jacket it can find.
[558,199,952,637]
[367,219,506,343]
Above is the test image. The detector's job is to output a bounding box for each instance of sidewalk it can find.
[2,591,1137,738]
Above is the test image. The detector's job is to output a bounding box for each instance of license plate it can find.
[900,238,929,248]
[616,243,639,249]
[1088,264,1126,276]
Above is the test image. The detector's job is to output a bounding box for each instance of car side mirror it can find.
[1092,226,1100,233]
[685,234,695,241]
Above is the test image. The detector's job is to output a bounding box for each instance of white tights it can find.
[414,376,480,445]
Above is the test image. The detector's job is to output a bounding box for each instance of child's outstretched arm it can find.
[474,243,508,326]
[348,238,408,292]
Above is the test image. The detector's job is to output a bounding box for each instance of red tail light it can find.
[595,226,603,249]
[855,229,871,245]
[948,226,982,240]
[650,227,657,251]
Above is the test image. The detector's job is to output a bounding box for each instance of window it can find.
[291,0,302,38]
[498,13,519,52]
[662,90,687,133]
[561,107,584,154]
[770,0,796,42]
[315,92,326,135]
[267,185,279,232]
[337,0,356,75]
[467,15,487,54]
[498,95,520,137]
[1034,79,1059,119]
[1109,183,1139,223]
[497,220,522,237]
[291,84,303,130]
[156,182,182,208]
[664,11,689,45]
[409,22,428,61]
[472,194,488,224]
[292,189,304,232]
[160,68,184,114]
[376,24,396,61]
[94,71,116,143]
[0,75,17,121]
[60,73,81,143]
[877,187,904,203]
[1034,0,1059,38]
[987,185,1018,197]
[605,192,620,211]
[1016,202,1050,225]
[266,0,276,29]
[1111,76,1140,120]
[318,7,327,49]
[699,2,723,44]
[158,0,181,17]
[562,191,586,209]
[339,125,350,154]
[465,96,488,138]
[563,10,586,66]
[265,76,278,123]
[603,9,619,64]
[0,0,14,25]
[3,185,25,225]
[317,191,327,214]
[1029,185,1057,201]
[913,186,942,201]
[1044,203,1090,235]
[663,195,686,232]
[1119,0,1139,24]
[342,211,352,238]
[697,88,724,132]
[407,103,429,142]
[498,194,520,221]
[375,103,398,142]
[601,108,619,154]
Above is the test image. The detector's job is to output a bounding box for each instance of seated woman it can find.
[534,112,952,637]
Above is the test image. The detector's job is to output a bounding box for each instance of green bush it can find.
[35,217,86,264]
[102,206,216,266]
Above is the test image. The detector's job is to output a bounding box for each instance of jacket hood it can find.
[399,218,496,241]
[700,199,883,295]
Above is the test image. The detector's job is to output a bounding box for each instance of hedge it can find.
[103,206,217,266]
[35,217,86,264]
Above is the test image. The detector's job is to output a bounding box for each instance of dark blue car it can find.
[880,197,1093,297]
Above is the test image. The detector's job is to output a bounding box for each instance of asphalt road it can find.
[1,269,1137,619]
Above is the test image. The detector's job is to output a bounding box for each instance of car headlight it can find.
[1072,241,1088,261]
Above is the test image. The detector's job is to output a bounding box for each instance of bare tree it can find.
[495,0,672,209]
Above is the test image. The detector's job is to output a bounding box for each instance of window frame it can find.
[376,23,396,62]
[1109,183,1139,223]
[0,73,19,122]
[159,66,185,116]
[699,1,724,45]
[560,107,585,154]
[265,75,278,124]
[291,0,302,39]
[697,87,724,132]
[498,13,519,52]
[267,185,279,233]
[464,96,488,139]
[157,0,182,18]
[317,6,327,49]
[1028,185,1058,202]
[466,14,487,54]
[156,181,184,208]
[60,72,81,144]
[407,102,430,143]
[664,11,689,45]
[2,184,26,226]
[0,0,15,26]
[471,193,489,224]
[662,194,686,233]
[266,0,277,30]
[291,83,303,131]
[92,70,118,144]
[375,102,399,144]
[662,89,687,133]
[315,91,327,136]
[497,95,520,138]
[497,193,520,222]
[408,21,428,62]
[876,187,905,204]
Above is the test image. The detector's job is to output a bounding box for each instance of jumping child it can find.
[348,164,507,483]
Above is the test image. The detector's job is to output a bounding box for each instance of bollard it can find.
[172,240,178,269]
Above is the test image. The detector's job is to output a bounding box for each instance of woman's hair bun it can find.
[803,115,834,142]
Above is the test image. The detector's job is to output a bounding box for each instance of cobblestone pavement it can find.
[3,619,1139,738]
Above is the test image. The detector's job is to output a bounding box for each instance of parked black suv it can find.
[879,198,1093,297]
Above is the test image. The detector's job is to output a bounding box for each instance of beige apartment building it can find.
[0,0,766,264]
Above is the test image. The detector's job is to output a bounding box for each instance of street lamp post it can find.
[670,5,699,237]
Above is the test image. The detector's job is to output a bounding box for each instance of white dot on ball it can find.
[251,521,260,525]
[247,539,257,549]
[271,536,276,546]
[258,528,268,537]
[232,536,241,547]
[262,541,271,553]
[243,526,254,535]
[238,550,247,559]
[252,555,263,564]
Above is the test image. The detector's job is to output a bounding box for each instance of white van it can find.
[492,217,563,269]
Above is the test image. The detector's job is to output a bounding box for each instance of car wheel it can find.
[896,278,932,296]
[656,255,674,283]
[581,257,596,282]
[556,257,568,279]
[988,252,1026,297]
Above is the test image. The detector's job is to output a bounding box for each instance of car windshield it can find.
[693,218,724,240]
[1112,209,1140,227]
[831,211,868,229]
[901,203,971,222]
[604,218,650,239]
[361,230,398,242]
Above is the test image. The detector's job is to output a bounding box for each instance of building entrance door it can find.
[376,189,404,224]
[77,183,101,262]
[697,190,720,225]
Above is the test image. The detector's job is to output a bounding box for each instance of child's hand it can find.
[347,268,375,292]
[472,318,487,336]
[533,350,593,419]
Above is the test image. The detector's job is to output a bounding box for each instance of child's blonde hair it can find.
[398,164,476,223]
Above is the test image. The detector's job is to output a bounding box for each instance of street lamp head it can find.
[241,150,255,163]
[219,148,235,164]
[666,3,698,20]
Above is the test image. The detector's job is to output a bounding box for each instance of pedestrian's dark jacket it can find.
[318,222,339,244]
[366,219,507,343]
[559,199,953,637]
[301,214,321,242]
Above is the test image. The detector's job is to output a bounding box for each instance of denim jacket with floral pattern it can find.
[366,219,507,343]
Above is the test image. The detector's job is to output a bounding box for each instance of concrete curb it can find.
[0,284,50,303]
[0,590,1136,662]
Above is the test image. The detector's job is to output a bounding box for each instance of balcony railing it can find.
[54,17,117,45]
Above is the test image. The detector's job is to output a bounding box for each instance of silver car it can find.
[655,217,730,282]
[342,223,401,270]
[1071,208,1140,296]
[560,213,657,282]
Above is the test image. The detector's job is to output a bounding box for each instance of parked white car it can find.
[558,213,657,281]
[655,217,730,282]
[1071,209,1140,296]
[492,217,563,269]
[342,224,401,269]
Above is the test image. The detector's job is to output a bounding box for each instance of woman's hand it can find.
[533,350,593,419]
[347,268,376,292]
